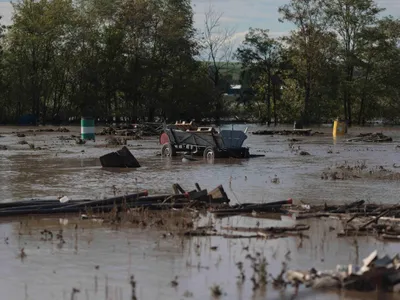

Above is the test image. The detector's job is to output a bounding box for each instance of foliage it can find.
[236,0,400,125]
[0,0,399,125]
[0,0,215,124]
[236,28,283,125]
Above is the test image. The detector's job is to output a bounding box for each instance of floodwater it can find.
[0,124,400,300]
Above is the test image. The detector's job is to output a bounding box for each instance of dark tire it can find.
[203,146,216,159]
[161,143,176,157]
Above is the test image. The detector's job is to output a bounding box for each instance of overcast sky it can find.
[0,0,399,44]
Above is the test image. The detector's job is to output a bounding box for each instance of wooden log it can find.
[172,183,186,195]
[0,199,92,210]
[53,191,148,211]
[183,230,218,237]
[360,209,393,229]
[0,201,89,212]
[211,199,293,216]
[0,199,198,217]
[195,183,202,192]
[330,200,365,213]
[134,194,187,202]
[211,204,287,215]
[222,224,309,233]
[381,234,400,240]
[337,231,373,237]
[222,234,261,239]
[288,213,331,220]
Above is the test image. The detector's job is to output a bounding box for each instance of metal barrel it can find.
[81,117,95,141]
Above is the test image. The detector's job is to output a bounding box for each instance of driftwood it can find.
[340,204,400,237]
[288,201,400,223]
[286,250,400,293]
[359,209,392,229]
[222,232,299,239]
[381,234,400,240]
[183,230,218,237]
[222,234,263,239]
[0,183,230,218]
[291,213,331,220]
[330,200,365,213]
[339,221,400,238]
[183,230,306,240]
[346,132,393,143]
[222,224,309,233]
[210,199,291,217]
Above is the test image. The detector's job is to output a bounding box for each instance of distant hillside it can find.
[199,61,243,83]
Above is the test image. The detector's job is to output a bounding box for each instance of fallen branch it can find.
[222,234,261,239]
[222,224,309,233]
[359,205,400,229]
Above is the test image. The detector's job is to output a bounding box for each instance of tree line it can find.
[0,0,399,125]
[236,0,400,126]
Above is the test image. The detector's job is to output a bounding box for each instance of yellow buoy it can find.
[333,119,347,137]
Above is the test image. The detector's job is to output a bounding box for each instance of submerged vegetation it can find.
[0,0,399,125]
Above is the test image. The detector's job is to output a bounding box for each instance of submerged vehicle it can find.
[159,121,250,159]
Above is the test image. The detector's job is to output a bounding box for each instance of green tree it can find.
[279,0,339,124]
[0,16,10,123]
[236,28,282,125]
[5,0,77,123]
[355,17,400,123]
[323,0,384,125]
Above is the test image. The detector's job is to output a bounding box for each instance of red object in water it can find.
[184,192,190,199]
[159,132,170,145]
[287,198,293,204]
[143,190,149,196]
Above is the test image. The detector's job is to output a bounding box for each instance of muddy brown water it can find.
[1,124,400,300]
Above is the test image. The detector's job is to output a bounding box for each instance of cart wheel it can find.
[203,146,215,159]
[161,143,176,157]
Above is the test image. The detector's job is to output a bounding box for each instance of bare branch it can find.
[200,4,236,75]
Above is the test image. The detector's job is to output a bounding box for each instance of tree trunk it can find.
[303,59,311,125]
[345,63,354,127]
[266,74,272,126]
[358,63,371,125]
[273,84,277,126]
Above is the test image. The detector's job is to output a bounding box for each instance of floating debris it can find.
[100,146,141,168]
[99,123,163,137]
[210,199,292,217]
[321,161,400,181]
[105,136,127,146]
[252,129,313,136]
[286,250,400,293]
[347,132,392,143]
[299,151,310,156]
[0,183,230,218]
